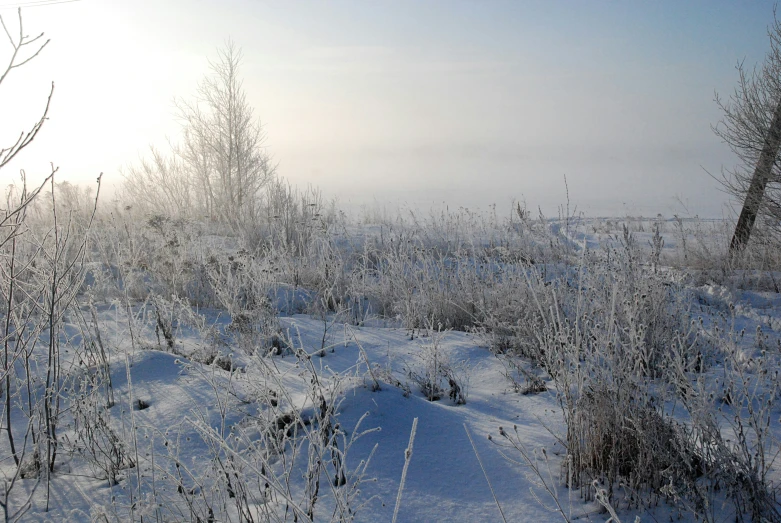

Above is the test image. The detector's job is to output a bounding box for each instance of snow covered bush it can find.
[405,322,470,404]
[68,387,134,487]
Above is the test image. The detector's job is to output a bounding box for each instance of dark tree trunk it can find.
[730,96,781,256]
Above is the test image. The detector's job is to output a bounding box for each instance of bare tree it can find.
[123,40,275,228]
[177,39,275,227]
[714,10,781,256]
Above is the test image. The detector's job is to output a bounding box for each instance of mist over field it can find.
[3,0,773,217]
[2,2,781,522]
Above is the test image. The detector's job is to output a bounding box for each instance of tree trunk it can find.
[730,95,781,256]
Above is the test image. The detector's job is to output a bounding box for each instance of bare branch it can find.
[0,81,53,171]
[0,9,50,88]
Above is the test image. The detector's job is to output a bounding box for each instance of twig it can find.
[392,417,418,523]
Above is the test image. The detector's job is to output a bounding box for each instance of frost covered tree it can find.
[714,11,781,255]
[124,40,275,228]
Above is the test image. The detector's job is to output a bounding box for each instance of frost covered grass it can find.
[2,194,781,521]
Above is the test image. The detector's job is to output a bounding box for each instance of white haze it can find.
[0,0,774,218]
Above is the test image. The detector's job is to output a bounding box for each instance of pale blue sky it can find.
[0,0,777,217]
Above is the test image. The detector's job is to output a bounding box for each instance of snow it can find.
[4,216,780,522]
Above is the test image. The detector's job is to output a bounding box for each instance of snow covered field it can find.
[2,210,780,522]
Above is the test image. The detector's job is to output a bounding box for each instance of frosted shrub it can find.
[405,322,469,404]
[675,314,781,522]
[498,236,713,513]
[68,387,134,487]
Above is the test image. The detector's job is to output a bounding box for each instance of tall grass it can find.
[4,177,781,521]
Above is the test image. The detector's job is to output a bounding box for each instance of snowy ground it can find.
[4,216,781,522]
[12,314,577,522]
